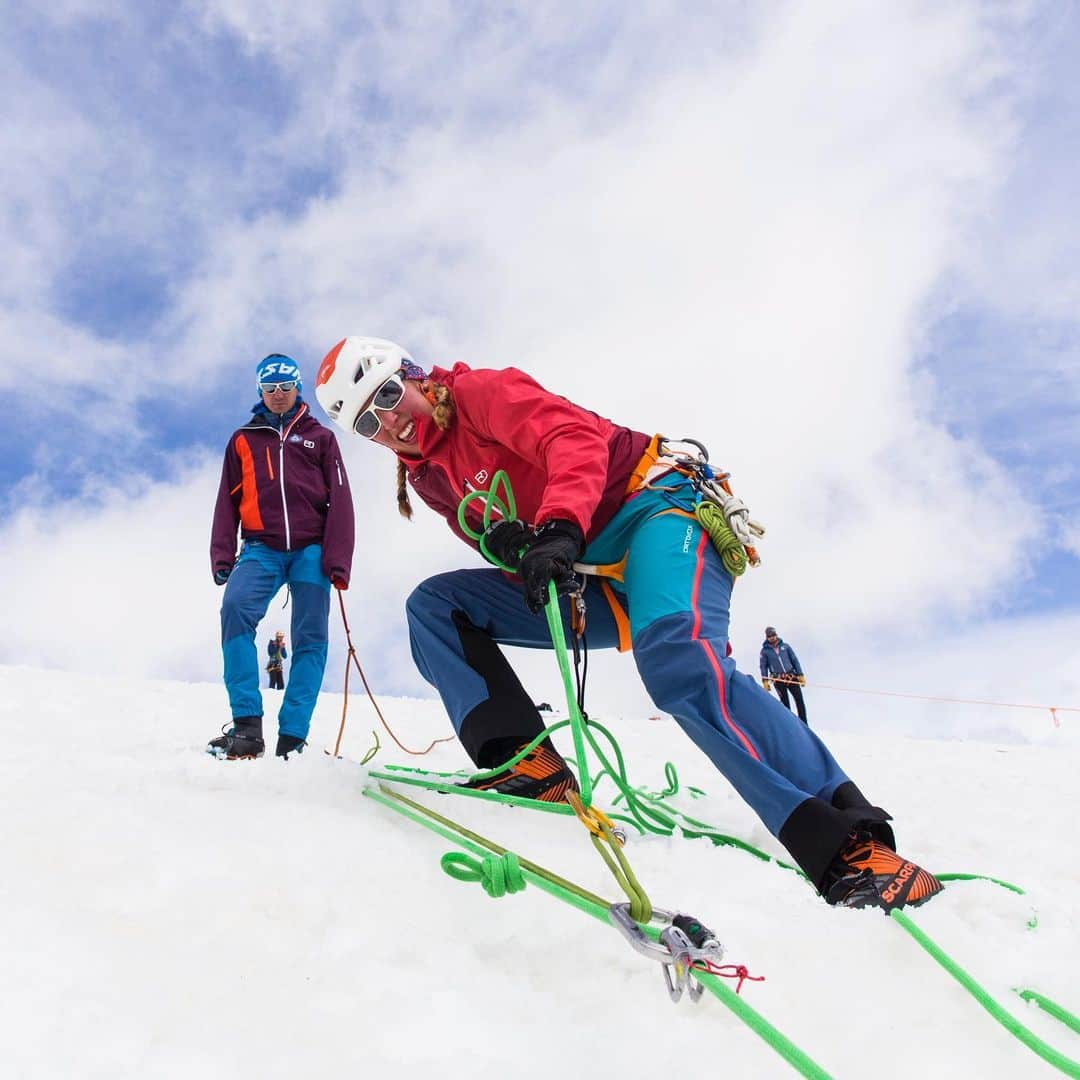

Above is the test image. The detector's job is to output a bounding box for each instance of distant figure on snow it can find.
[312,335,944,913]
[759,626,808,724]
[208,353,355,761]
[266,631,288,690]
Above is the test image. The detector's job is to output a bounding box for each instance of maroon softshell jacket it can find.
[210,402,355,586]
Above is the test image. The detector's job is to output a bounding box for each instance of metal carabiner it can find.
[608,904,725,1004]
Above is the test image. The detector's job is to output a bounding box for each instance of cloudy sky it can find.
[4,1,1078,736]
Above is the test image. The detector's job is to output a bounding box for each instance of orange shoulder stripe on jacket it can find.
[235,434,264,531]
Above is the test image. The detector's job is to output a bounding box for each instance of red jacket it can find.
[401,364,649,546]
[210,401,355,585]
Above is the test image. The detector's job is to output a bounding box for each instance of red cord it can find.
[331,590,456,758]
[693,960,765,994]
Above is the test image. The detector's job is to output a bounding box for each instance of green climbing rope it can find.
[441,851,526,897]
[588,830,650,922]
[374,754,1031,904]
[1017,989,1080,1037]
[891,909,1080,1078]
[543,580,593,806]
[455,471,595,806]
[363,781,834,1080]
[456,469,519,570]
[695,500,748,576]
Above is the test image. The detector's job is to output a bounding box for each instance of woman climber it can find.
[314,336,943,913]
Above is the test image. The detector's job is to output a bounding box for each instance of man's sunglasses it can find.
[354,374,406,438]
[260,381,298,394]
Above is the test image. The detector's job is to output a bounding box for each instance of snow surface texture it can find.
[2,664,1077,1079]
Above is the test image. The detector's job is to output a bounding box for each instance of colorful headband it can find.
[400,360,428,381]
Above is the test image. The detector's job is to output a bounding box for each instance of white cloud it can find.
[1,445,473,697]
[3,2,1077,721]
[1062,516,1080,560]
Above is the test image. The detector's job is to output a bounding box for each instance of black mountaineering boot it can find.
[207,716,265,760]
[276,735,306,759]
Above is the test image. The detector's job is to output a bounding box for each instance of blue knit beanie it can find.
[255,353,303,391]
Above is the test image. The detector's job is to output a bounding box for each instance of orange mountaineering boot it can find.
[825,831,944,912]
[462,744,579,803]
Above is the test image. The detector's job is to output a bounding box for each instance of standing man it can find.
[208,354,355,760]
[266,631,288,690]
[759,626,808,724]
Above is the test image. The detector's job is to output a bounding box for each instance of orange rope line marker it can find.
[805,681,1078,727]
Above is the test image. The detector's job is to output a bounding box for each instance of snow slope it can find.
[2,664,1077,1079]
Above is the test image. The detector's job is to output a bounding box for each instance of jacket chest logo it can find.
[474,469,489,484]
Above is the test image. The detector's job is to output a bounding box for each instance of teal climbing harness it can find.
[640,436,766,572]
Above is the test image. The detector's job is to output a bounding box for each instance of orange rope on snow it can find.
[330,590,457,758]
[803,681,1077,728]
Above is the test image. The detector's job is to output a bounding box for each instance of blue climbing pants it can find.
[406,482,853,841]
[220,541,330,739]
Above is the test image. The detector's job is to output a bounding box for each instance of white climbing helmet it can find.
[314,336,416,434]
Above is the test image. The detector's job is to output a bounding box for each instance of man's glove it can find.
[796,675,806,686]
[481,519,530,569]
[520,519,585,614]
[327,567,349,590]
[213,566,232,586]
[762,678,772,692]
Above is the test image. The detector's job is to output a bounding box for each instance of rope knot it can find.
[441,851,526,898]
[705,962,766,995]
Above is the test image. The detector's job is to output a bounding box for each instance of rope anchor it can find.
[609,903,724,1004]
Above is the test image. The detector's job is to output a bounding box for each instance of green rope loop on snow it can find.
[892,909,1080,1078]
[695,500,747,576]
[441,851,526,898]
[659,761,679,797]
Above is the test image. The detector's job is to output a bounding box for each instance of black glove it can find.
[481,519,530,568]
[213,565,232,586]
[520,519,585,614]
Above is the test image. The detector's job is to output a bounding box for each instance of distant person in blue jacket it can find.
[760,626,808,724]
[266,631,288,690]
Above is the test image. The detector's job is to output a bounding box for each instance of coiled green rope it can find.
[695,501,748,576]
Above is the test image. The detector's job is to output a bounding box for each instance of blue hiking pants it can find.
[220,541,330,739]
[406,480,890,888]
